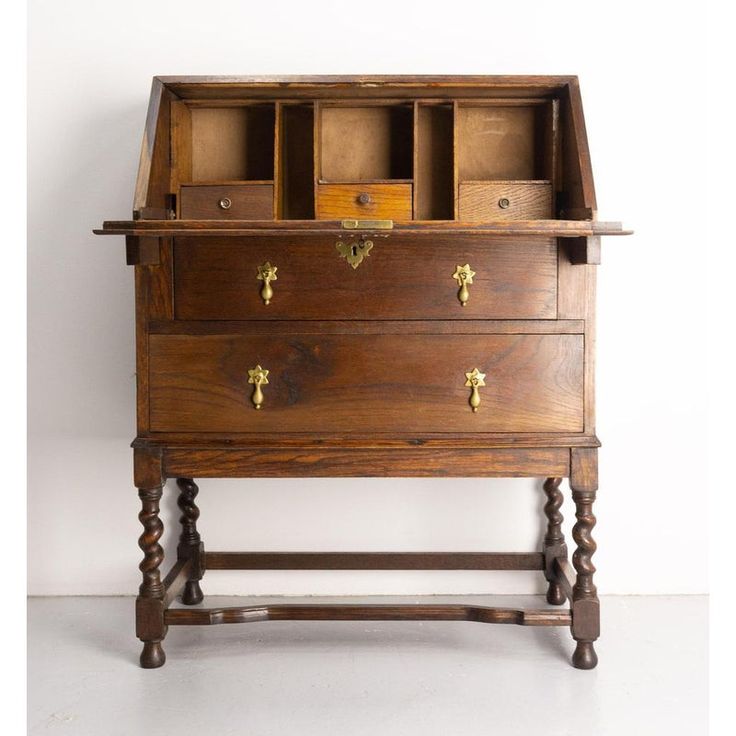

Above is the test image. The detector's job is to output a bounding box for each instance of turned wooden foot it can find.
[140,640,166,668]
[542,477,568,606]
[546,581,566,606]
[182,580,204,605]
[572,640,598,670]
[177,478,205,605]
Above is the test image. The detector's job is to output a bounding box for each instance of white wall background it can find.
[28,0,707,596]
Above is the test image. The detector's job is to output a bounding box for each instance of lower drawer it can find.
[179,184,274,219]
[149,331,583,433]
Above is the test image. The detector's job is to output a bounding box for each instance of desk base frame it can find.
[133,443,599,670]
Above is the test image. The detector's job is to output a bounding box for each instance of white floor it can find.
[28,595,707,735]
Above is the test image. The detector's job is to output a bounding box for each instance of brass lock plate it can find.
[336,238,373,269]
[341,219,393,230]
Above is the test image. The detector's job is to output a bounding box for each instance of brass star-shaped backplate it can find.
[257,262,278,282]
[464,368,486,388]
[452,263,475,286]
[247,365,269,385]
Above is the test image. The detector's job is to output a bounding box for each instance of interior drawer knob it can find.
[452,263,476,306]
[498,197,510,209]
[218,197,232,210]
[464,368,486,413]
[256,261,278,305]
[247,365,270,410]
[357,192,372,205]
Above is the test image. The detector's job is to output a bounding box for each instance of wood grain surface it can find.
[99,76,622,669]
[173,236,558,320]
[162,446,571,478]
[459,182,552,220]
[149,332,583,433]
[316,183,413,219]
[164,603,571,626]
[179,184,273,219]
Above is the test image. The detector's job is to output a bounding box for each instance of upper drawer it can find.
[459,182,552,221]
[149,331,584,434]
[316,183,412,220]
[179,184,274,219]
[173,236,557,320]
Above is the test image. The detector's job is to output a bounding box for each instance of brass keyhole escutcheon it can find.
[247,365,269,409]
[219,197,232,210]
[256,262,278,305]
[336,238,373,269]
[452,264,476,306]
[464,368,486,412]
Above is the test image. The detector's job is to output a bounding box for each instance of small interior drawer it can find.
[179,183,274,219]
[316,183,412,220]
[458,182,552,221]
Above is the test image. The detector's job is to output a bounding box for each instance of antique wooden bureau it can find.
[95,75,630,669]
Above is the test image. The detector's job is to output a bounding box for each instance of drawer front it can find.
[179,184,274,219]
[458,183,552,221]
[174,236,557,320]
[316,183,413,220]
[149,332,583,433]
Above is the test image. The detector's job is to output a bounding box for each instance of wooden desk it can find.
[96,75,630,669]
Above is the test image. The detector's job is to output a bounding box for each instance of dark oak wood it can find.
[568,236,602,265]
[95,75,626,670]
[553,556,575,603]
[135,433,599,448]
[97,219,630,237]
[133,448,167,668]
[136,484,166,669]
[173,236,558,320]
[165,604,571,627]
[161,558,192,608]
[162,447,571,479]
[175,478,204,605]
[133,79,170,217]
[179,183,274,220]
[126,236,160,265]
[570,447,600,669]
[205,552,545,570]
[148,333,584,434]
[149,319,584,336]
[137,486,165,600]
[542,477,568,605]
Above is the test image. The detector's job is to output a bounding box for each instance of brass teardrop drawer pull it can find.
[247,365,269,409]
[452,264,476,306]
[256,262,278,305]
[464,368,486,412]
